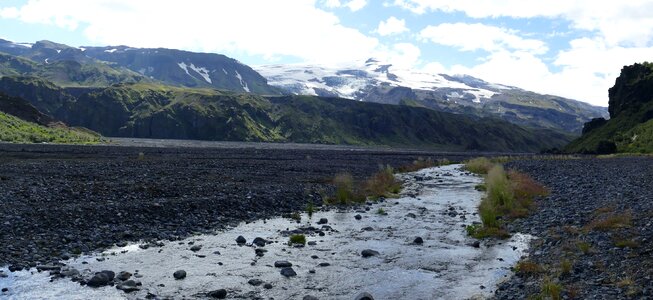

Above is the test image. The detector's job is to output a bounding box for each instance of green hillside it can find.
[566,62,653,153]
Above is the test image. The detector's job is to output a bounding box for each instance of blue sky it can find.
[2,0,653,106]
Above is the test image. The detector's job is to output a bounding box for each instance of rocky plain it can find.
[1,141,652,299]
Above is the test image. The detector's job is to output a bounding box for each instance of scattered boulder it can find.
[317,218,328,225]
[116,271,132,281]
[405,213,416,218]
[208,289,227,299]
[318,262,330,267]
[263,283,273,289]
[361,249,380,258]
[354,214,362,220]
[116,280,140,293]
[413,237,424,244]
[87,272,111,287]
[236,236,246,244]
[190,245,202,252]
[280,267,297,277]
[275,260,293,268]
[248,279,263,286]
[361,226,374,231]
[354,292,375,300]
[173,270,187,280]
[304,296,319,300]
[1,288,8,293]
[253,237,267,247]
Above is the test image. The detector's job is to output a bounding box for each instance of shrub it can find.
[330,173,364,204]
[365,165,401,198]
[464,157,493,174]
[376,207,386,215]
[288,234,306,245]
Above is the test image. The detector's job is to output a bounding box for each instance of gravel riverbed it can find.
[496,157,653,299]
[0,142,473,271]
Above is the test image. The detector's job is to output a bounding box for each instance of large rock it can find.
[274,260,293,268]
[280,267,297,277]
[361,249,379,258]
[173,270,187,280]
[354,292,375,300]
[208,289,227,298]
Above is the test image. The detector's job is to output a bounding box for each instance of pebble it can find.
[274,260,293,268]
[248,279,263,286]
[235,236,246,244]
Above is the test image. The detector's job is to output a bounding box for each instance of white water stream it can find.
[1,164,532,299]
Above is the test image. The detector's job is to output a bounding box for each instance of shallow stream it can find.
[1,164,532,299]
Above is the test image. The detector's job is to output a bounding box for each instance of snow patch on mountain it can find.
[189,64,212,84]
[255,59,507,102]
[177,62,191,76]
[104,48,118,53]
[234,70,250,92]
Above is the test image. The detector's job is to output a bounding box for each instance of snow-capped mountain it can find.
[0,39,281,95]
[256,58,508,103]
[255,59,608,134]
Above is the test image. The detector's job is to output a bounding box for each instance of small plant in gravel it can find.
[290,212,301,222]
[585,210,632,231]
[515,260,544,277]
[613,238,639,248]
[560,259,573,276]
[377,207,386,215]
[306,202,315,218]
[539,278,562,300]
[464,157,493,174]
[288,234,306,245]
[576,241,592,254]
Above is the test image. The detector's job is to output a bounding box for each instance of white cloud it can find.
[323,0,367,11]
[393,0,653,47]
[419,23,548,54]
[345,0,368,11]
[324,0,342,8]
[376,42,421,67]
[375,16,408,36]
[0,0,378,64]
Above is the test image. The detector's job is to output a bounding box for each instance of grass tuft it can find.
[288,234,306,245]
[464,157,493,174]
[585,210,632,231]
[515,260,544,276]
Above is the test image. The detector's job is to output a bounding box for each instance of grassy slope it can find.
[0,110,100,144]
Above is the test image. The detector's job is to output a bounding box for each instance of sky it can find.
[1,1,653,106]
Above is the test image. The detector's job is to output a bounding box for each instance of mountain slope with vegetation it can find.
[0,92,100,144]
[566,62,653,153]
[0,76,571,152]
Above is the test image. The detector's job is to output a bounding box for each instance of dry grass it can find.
[464,157,493,174]
[560,259,573,275]
[365,165,401,198]
[613,238,639,248]
[585,210,632,231]
[540,278,562,300]
[396,157,450,173]
[515,260,544,276]
[576,241,592,254]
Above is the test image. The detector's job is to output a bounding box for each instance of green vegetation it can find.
[464,157,493,174]
[584,210,632,231]
[515,260,544,277]
[395,157,450,173]
[465,159,548,239]
[376,207,386,215]
[306,202,315,218]
[539,278,562,300]
[576,241,592,254]
[290,212,301,222]
[288,234,306,245]
[326,165,401,205]
[566,62,653,153]
[0,111,100,144]
[0,75,574,151]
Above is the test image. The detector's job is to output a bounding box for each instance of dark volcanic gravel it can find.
[0,142,473,269]
[495,157,653,299]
